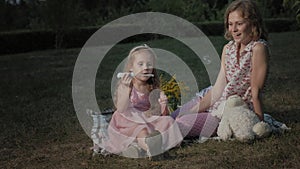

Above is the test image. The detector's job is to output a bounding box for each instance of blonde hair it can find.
[224,0,268,41]
[114,45,160,107]
[124,44,160,90]
[123,44,160,90]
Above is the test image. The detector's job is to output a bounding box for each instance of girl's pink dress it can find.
[174,39,268,138]
[103,87,183,154]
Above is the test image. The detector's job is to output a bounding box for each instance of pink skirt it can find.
[102,110,183,154]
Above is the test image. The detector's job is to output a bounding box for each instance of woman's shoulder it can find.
[243,39,269,54]
[252,39,270,59]
[225,40,235,47]
[223,40,235,51]
[253,39,268,47]
[252,39,269,51]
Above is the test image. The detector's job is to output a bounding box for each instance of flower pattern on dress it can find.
[212,39,268,111]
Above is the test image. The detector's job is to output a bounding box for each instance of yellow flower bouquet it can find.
[160,74,190,112]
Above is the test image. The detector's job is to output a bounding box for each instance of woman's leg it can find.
[171,86,212,119]
[170,96,201,119]
[176,113,219,138]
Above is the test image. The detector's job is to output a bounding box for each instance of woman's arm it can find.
[187,45,228,114]
[251,43,269,121]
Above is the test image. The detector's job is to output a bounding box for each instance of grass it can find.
[0,31,300,169]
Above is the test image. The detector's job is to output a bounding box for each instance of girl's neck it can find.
[132,80,150,93]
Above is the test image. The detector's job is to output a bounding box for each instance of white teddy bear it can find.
[214,95,272,142]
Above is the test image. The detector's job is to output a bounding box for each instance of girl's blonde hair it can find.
[114,45,161,107]
[123,44,160,90]
[224,0,268,41]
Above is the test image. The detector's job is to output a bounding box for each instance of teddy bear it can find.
[213,95,272,142]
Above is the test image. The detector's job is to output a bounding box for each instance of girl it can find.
[104,45,183,158]
[173,0,269,139]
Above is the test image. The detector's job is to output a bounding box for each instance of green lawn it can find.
[0,31,299,169]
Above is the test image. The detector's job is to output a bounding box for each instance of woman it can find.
[172,0,269,138]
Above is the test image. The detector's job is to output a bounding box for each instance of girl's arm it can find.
[251,43,269,121]
[184,45,227,115]
[115,74,132,112]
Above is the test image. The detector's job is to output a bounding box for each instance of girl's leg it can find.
[136,128,149,151]
[136,128,163,160]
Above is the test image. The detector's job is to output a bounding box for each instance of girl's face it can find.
[131,50,154,81]
[228,10,253,45]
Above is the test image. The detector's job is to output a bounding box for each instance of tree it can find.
[40,0,81,48]
[182,0,220,21]
[148,0,185,17]
[283,0,300,26]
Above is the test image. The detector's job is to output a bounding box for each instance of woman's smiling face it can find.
[228,10,253,45]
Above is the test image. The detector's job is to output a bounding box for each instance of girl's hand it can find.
[158,91,168,105]
[159,91,169,116]
[120,72,133,87]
